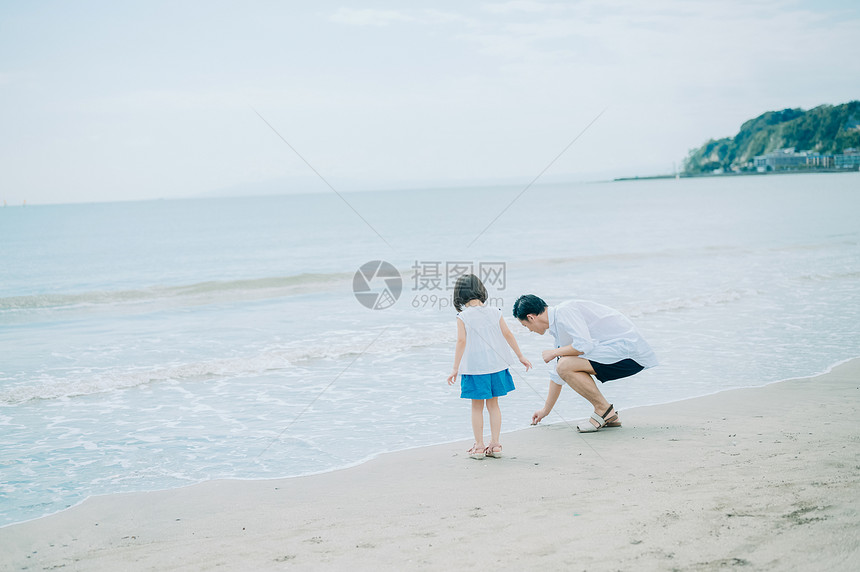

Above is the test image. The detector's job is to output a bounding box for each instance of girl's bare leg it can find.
[470,399,485,449]
[485,397,501,449]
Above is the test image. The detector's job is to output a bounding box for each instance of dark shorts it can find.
[589,358,644,382]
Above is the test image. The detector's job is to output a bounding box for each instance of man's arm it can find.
[531,381,563,425]
[541,344,583,363]
[554,304,595,357]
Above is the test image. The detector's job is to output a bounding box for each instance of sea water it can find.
[1,173,859,526]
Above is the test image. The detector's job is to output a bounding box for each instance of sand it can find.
[2,360,859,571]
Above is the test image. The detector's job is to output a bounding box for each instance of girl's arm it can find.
[500,317,532,371]
[446,318,467,385]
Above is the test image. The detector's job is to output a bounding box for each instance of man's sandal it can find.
[604,406,621,428]
[577,404,619,433]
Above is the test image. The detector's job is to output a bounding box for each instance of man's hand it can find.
[541,349,558,363]
[531,408,548,425]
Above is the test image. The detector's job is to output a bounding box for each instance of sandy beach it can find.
[3,359,859,571]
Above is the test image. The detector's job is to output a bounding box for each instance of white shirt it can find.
[548,300,658,385]
[457,305,513,375]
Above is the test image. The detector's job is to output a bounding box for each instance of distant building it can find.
[806,153,834,168]
[754,148,857,171]
[754,148,809,171]
[835,148,860,169]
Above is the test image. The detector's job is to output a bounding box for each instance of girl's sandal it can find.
[467,444,486,459]
[485,443,503,458]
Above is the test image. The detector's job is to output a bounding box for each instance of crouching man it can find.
[513,294,658,432]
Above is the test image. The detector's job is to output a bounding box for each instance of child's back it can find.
[457,305,512,375]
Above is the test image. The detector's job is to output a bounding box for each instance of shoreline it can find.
[2,359,859,570]
[3,356,856,531]
[613,167,859,182]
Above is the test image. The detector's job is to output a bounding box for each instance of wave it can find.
[621,289,757,317]
[0,272,352,313]
[1,286,759,404]
[796,270,860,282]
[0,356,292,405]
[526,251,676,267]
[768,239,859,253]
[0,324,457,405]
[522,245,764,268]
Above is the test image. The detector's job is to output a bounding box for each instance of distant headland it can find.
[616,101,860,181]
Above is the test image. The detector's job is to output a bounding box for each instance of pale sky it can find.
[2,1,859,205]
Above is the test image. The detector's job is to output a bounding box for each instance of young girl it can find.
[446,274,532,459]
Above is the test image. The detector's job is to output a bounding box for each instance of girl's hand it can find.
[519,356,532,371]
[446,371,457,385]
[541,349,558,363]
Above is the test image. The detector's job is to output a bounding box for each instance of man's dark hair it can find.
[513,294,547,320]
[453,274,488,312]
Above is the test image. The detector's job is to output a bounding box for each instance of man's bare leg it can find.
[556,357,616,428]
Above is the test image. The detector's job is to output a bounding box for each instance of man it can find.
[513,294,658,432]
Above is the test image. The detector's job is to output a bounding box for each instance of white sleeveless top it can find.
[457,305,513,375]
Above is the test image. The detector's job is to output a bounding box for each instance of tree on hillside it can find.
[683,102,860,174]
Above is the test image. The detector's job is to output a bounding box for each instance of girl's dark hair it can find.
[453,274,488,312]
[513,294,547,320]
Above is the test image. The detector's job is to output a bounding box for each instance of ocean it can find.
[2,173,859,526]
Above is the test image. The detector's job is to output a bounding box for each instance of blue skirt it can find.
[460,369,515,399]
